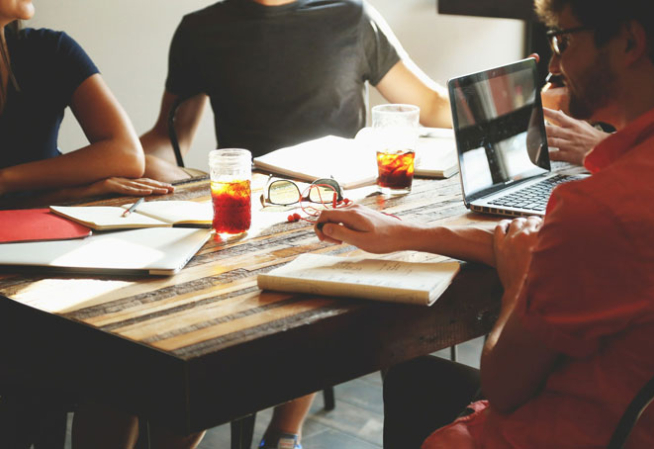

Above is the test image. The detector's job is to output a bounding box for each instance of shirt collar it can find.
[584,107,654,173]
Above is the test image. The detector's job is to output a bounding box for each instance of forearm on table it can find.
[403,222,496,266]
[0,138,144,194]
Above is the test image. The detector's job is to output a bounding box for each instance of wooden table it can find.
[0,174,502,435]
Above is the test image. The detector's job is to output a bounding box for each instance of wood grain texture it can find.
[0,174,501,434]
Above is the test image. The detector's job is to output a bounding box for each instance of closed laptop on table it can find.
[0,227,211,276]
[448,57,587,217]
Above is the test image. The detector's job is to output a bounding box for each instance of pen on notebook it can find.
[122,197,145,217]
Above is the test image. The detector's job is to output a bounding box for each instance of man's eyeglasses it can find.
[260,176,344,207]
[546,26,593,56]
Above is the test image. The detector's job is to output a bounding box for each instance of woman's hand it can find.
[0,177,174,209]
[79,177,175,197]
[48,177,174,203]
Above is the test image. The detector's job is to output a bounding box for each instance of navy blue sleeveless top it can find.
[1,28,99,169]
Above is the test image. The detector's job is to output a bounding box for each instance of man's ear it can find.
[622,20,647,65]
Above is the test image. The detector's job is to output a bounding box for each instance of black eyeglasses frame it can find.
[546,26,594,56]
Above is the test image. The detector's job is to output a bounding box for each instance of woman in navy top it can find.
[0,2,211,448]
[0,1,173,206]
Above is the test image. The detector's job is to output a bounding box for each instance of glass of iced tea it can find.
[372,104,419,195]
[208,149,252,236]
[376,150,416,194]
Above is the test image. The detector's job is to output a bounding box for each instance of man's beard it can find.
[567,51,616,120]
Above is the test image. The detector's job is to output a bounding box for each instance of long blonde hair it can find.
[1,21,21,115]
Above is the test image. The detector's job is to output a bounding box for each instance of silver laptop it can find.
[448,58,587,217]
[0,227,211,276]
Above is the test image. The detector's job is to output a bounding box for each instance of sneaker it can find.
[258,432,302,449]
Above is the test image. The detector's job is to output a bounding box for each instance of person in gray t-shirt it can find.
[141,0,452,182]
[137,1,451,446]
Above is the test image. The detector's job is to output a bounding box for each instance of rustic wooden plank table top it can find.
[0,174,502,434]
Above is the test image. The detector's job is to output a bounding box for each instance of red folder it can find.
[0,208,92,244]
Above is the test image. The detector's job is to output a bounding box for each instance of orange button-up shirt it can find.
[424,107,654,449]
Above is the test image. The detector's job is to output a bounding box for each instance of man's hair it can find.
[535,0,654,63]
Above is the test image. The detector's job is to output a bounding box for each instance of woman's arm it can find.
[0,74,146,195]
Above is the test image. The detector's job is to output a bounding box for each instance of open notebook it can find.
[0,227,212,276]
[50,200,213,231]
[253,136,377,189]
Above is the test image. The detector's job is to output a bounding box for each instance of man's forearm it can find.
[404,222,496,266]
[316,206,497,264]
[420,90,453,129]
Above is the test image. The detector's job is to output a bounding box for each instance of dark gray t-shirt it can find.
[166,0,400,157]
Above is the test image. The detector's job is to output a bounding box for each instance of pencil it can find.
[122,197,145,217]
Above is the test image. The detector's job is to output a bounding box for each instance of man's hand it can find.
[315,205,408,254]
[544,108,609,165]
[493,216,542,296]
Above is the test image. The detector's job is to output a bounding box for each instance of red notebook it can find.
[0,208,92,244]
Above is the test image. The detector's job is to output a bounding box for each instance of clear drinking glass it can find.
[208,149,252,236]
[372,104,420,195]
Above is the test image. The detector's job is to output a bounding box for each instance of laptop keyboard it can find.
[487,175,573,212]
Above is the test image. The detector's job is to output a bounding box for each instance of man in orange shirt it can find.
[314,0,654,447]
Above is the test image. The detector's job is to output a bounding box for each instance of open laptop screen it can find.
[449,58,550,202]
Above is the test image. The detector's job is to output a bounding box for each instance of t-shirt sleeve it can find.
[165,19,203,97]
[47,31,99,107]
[517,185,653,358]
[360,1,401,86]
